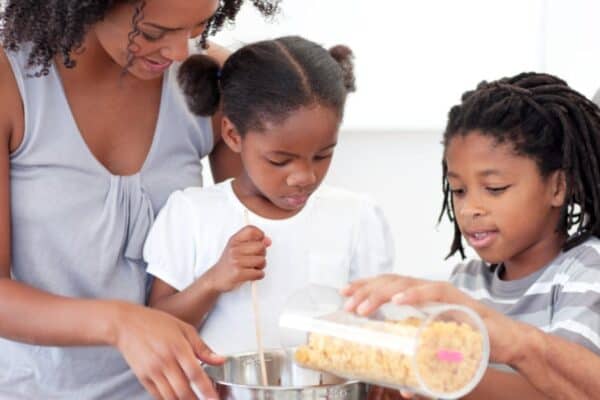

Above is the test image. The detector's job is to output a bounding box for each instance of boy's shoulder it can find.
[553,236,600,277]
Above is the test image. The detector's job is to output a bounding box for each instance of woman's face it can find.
[94,0,219,80]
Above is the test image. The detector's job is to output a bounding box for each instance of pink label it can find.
[436,349,464,363]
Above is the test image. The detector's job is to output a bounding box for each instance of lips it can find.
[463,229,498,250]
[142,57,172,73]
[283,193,311,208]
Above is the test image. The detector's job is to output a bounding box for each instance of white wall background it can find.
[203,0,600,280]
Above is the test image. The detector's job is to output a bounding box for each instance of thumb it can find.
[186,330,225,365]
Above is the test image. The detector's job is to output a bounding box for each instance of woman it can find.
[0,0,279,398]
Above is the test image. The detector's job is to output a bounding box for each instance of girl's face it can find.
[445,131,566,276]
[225,105,341,219]
[94,0,218,80]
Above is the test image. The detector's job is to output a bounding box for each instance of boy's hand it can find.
[341,274,521,365]
[206,225,271,293]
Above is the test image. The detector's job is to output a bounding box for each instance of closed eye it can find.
[486,185,511,194]
[314,153,333,161]
[267,159,290,167]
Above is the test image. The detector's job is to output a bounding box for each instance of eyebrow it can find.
[269,143,337,157]
[447,169,504,178]
[141,15,213,32]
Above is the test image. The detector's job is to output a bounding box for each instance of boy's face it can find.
[93,0,218,80]
[445,131,566,277]
[225,104,340,218]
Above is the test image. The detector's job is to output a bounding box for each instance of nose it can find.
[286,163,317,188]
[160,31,191,61]
[456,194,486,220]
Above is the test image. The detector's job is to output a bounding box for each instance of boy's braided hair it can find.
[440,72,600,258]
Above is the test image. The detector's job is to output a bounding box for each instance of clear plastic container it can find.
[279,284,489,399]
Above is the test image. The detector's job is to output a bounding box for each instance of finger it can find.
[238,255,267,270]
[139,377,163,400]
[356,277,417,315]
[163,359,199,400]
[263,236,272,247]
[393,283,446,305]
[236,241,268,256]
[231,226,266,243]
[239,268,266,282]
[400,390,414,399]
[151,372,178,400]
[340,277,370,297]
[179,332,221,399]
[345,276,396,314]
[184,328,226,365]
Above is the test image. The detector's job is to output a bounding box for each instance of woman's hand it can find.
[341,274,522,365]
[110,302,225,400]
[205,225,271,293]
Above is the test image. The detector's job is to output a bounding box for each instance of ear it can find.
[221,117,243,153]
[549,170,567,207]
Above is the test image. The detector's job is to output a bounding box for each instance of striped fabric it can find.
[451,237,600,354]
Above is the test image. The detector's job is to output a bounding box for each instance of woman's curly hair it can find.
[0,0,280,77]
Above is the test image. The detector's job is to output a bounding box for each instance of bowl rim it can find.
[204,348,361,391]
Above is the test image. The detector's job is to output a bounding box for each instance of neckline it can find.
[52,63,168,179]
[223,178,316,225]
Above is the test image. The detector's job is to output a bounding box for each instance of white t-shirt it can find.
[143,179,394,355]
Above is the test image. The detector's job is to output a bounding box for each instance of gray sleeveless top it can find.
[0,46,213,399]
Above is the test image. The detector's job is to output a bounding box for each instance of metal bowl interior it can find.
[203,348,364,399]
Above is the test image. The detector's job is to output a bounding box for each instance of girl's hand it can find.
[111,302,225,400]
[341,274,521,365]
[206,225,271,293]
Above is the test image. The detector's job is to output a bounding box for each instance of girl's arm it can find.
[148,275,220,327]
[0,48,221,400]
[148,225,270,327]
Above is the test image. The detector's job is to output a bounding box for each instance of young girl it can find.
[343,72,600,399]
[143,36,394,354]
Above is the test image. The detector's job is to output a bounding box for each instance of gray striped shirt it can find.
[451,237,600,354]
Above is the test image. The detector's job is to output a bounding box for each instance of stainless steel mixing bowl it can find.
[203,348,365,399]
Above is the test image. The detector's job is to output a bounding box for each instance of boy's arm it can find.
[463,367,549,400]
[507,316,599,399]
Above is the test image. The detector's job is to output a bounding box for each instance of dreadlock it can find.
[439,72,600,259]
[0,0,280,77]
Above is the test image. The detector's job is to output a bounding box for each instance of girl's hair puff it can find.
[178,35,355,135]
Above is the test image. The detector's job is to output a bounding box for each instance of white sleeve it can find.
[143,190,199,291]
[349,196,395,281]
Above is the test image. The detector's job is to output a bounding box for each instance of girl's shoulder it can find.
[162,181,234,217]
[311,185,379,212]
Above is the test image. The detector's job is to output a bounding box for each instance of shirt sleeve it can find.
[143,190,199,291]
[349,196,395,281]
[550,259,600,355]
